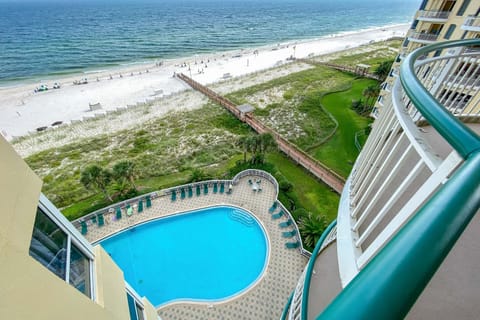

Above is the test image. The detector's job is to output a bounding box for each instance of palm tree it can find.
[112,161,136,190]
[259,132,276,154]
[374,60,394,81]
[80,165,113,202]
[298,212,328,249]
[237,135,250,163]
[362,85,380,113]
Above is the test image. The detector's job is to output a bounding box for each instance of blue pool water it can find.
[100,206,269,307]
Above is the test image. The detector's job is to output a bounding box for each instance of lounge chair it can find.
[80,221,88,235]
[272,210,284,219]
[146,195,152,208]
[282,229,297,238]
[181,188,186,199]
[188,186,193,198]
[220,183,225,194]
[279,219,293,228]
[196,185,201,196]
[248,179,253,185]
[269,202,278,213]
[91,215,97,225]
[171,191,177,201]
[213,183,218,193]
[138,200,143,213]
[116,207,122,220]
[204,184,208,194]
[285,241,300,249]
[98,214,105,227]
[127,207,133,217]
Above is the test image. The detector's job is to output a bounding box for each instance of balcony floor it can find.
[307,241,342,320]
[407,210,480,319]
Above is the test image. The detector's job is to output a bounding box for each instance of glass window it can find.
[29,208,68,280]
[127,292,145,320]
[29,207,92,298]
[457,0,471,16]
[444,24,456,40]
[69,244,92,297]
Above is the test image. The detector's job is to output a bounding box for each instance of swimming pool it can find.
[99,205,269,307]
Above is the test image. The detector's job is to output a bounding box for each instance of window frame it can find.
[126,283,146,320]
[35,194,96,300]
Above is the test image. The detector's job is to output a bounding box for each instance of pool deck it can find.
[83,174,308,320]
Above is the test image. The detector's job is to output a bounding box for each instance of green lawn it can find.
[267,152,339,222]
[311,79,375,177]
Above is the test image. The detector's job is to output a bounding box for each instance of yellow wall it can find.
[0,137,155,320]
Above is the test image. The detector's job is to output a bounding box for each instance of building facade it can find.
[374,0,480,117]
[0,137,159,320]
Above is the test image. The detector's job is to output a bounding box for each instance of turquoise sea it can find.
[0,0,419,84]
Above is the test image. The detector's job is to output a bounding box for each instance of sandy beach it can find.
[0,24,408,143]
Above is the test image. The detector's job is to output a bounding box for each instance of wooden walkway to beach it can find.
[176,73,345,194]
[297,58,382,81]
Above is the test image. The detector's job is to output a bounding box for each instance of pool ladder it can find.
[229,209,255,227]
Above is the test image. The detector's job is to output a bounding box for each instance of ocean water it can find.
[0,0,419,84]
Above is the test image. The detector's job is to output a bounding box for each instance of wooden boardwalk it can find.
[297,58,382,81]
[177,73,345,194]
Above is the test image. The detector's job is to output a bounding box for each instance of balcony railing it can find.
[408,31,439,43]
[418,10,450,21]
[318,39,480,318]
[287,39,480,319]
[462,15,480,31]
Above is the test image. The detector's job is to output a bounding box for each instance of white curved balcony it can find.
[417,10,450,22]
[338,41,480,284]
[408,31,439,44]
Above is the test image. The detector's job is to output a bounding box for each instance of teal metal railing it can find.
[315,39,480,319]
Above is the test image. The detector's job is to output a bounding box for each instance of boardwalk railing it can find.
[176,73,345,194]
[296,59,382,81]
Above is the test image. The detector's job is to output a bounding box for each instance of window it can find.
[419,0,428,10]
[29,207,93,298]
[457,0,471,16]
[127,292,145,320]
[444,24,456,39]
[411,19,419,30]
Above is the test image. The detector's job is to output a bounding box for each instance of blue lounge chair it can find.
[272,210,284,219]
[204,184,208,194]
[91,215,97,225]
[279,219,293,228]
[220,183,225,194]
[116,207,122,220]
[269,202,278,213]
[213,183,218,193]
[196,185,201,196]
[98,214,105,227]
[181,188,186,199]
[171,191,177,201]
[138,200,143,213]
[282,229,297,238]
[145,195,152,208]
[285,241,300,249]
[188,186,193,197]
[80,221,88,235]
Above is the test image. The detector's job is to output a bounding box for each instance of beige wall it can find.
[0,137,155,320]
